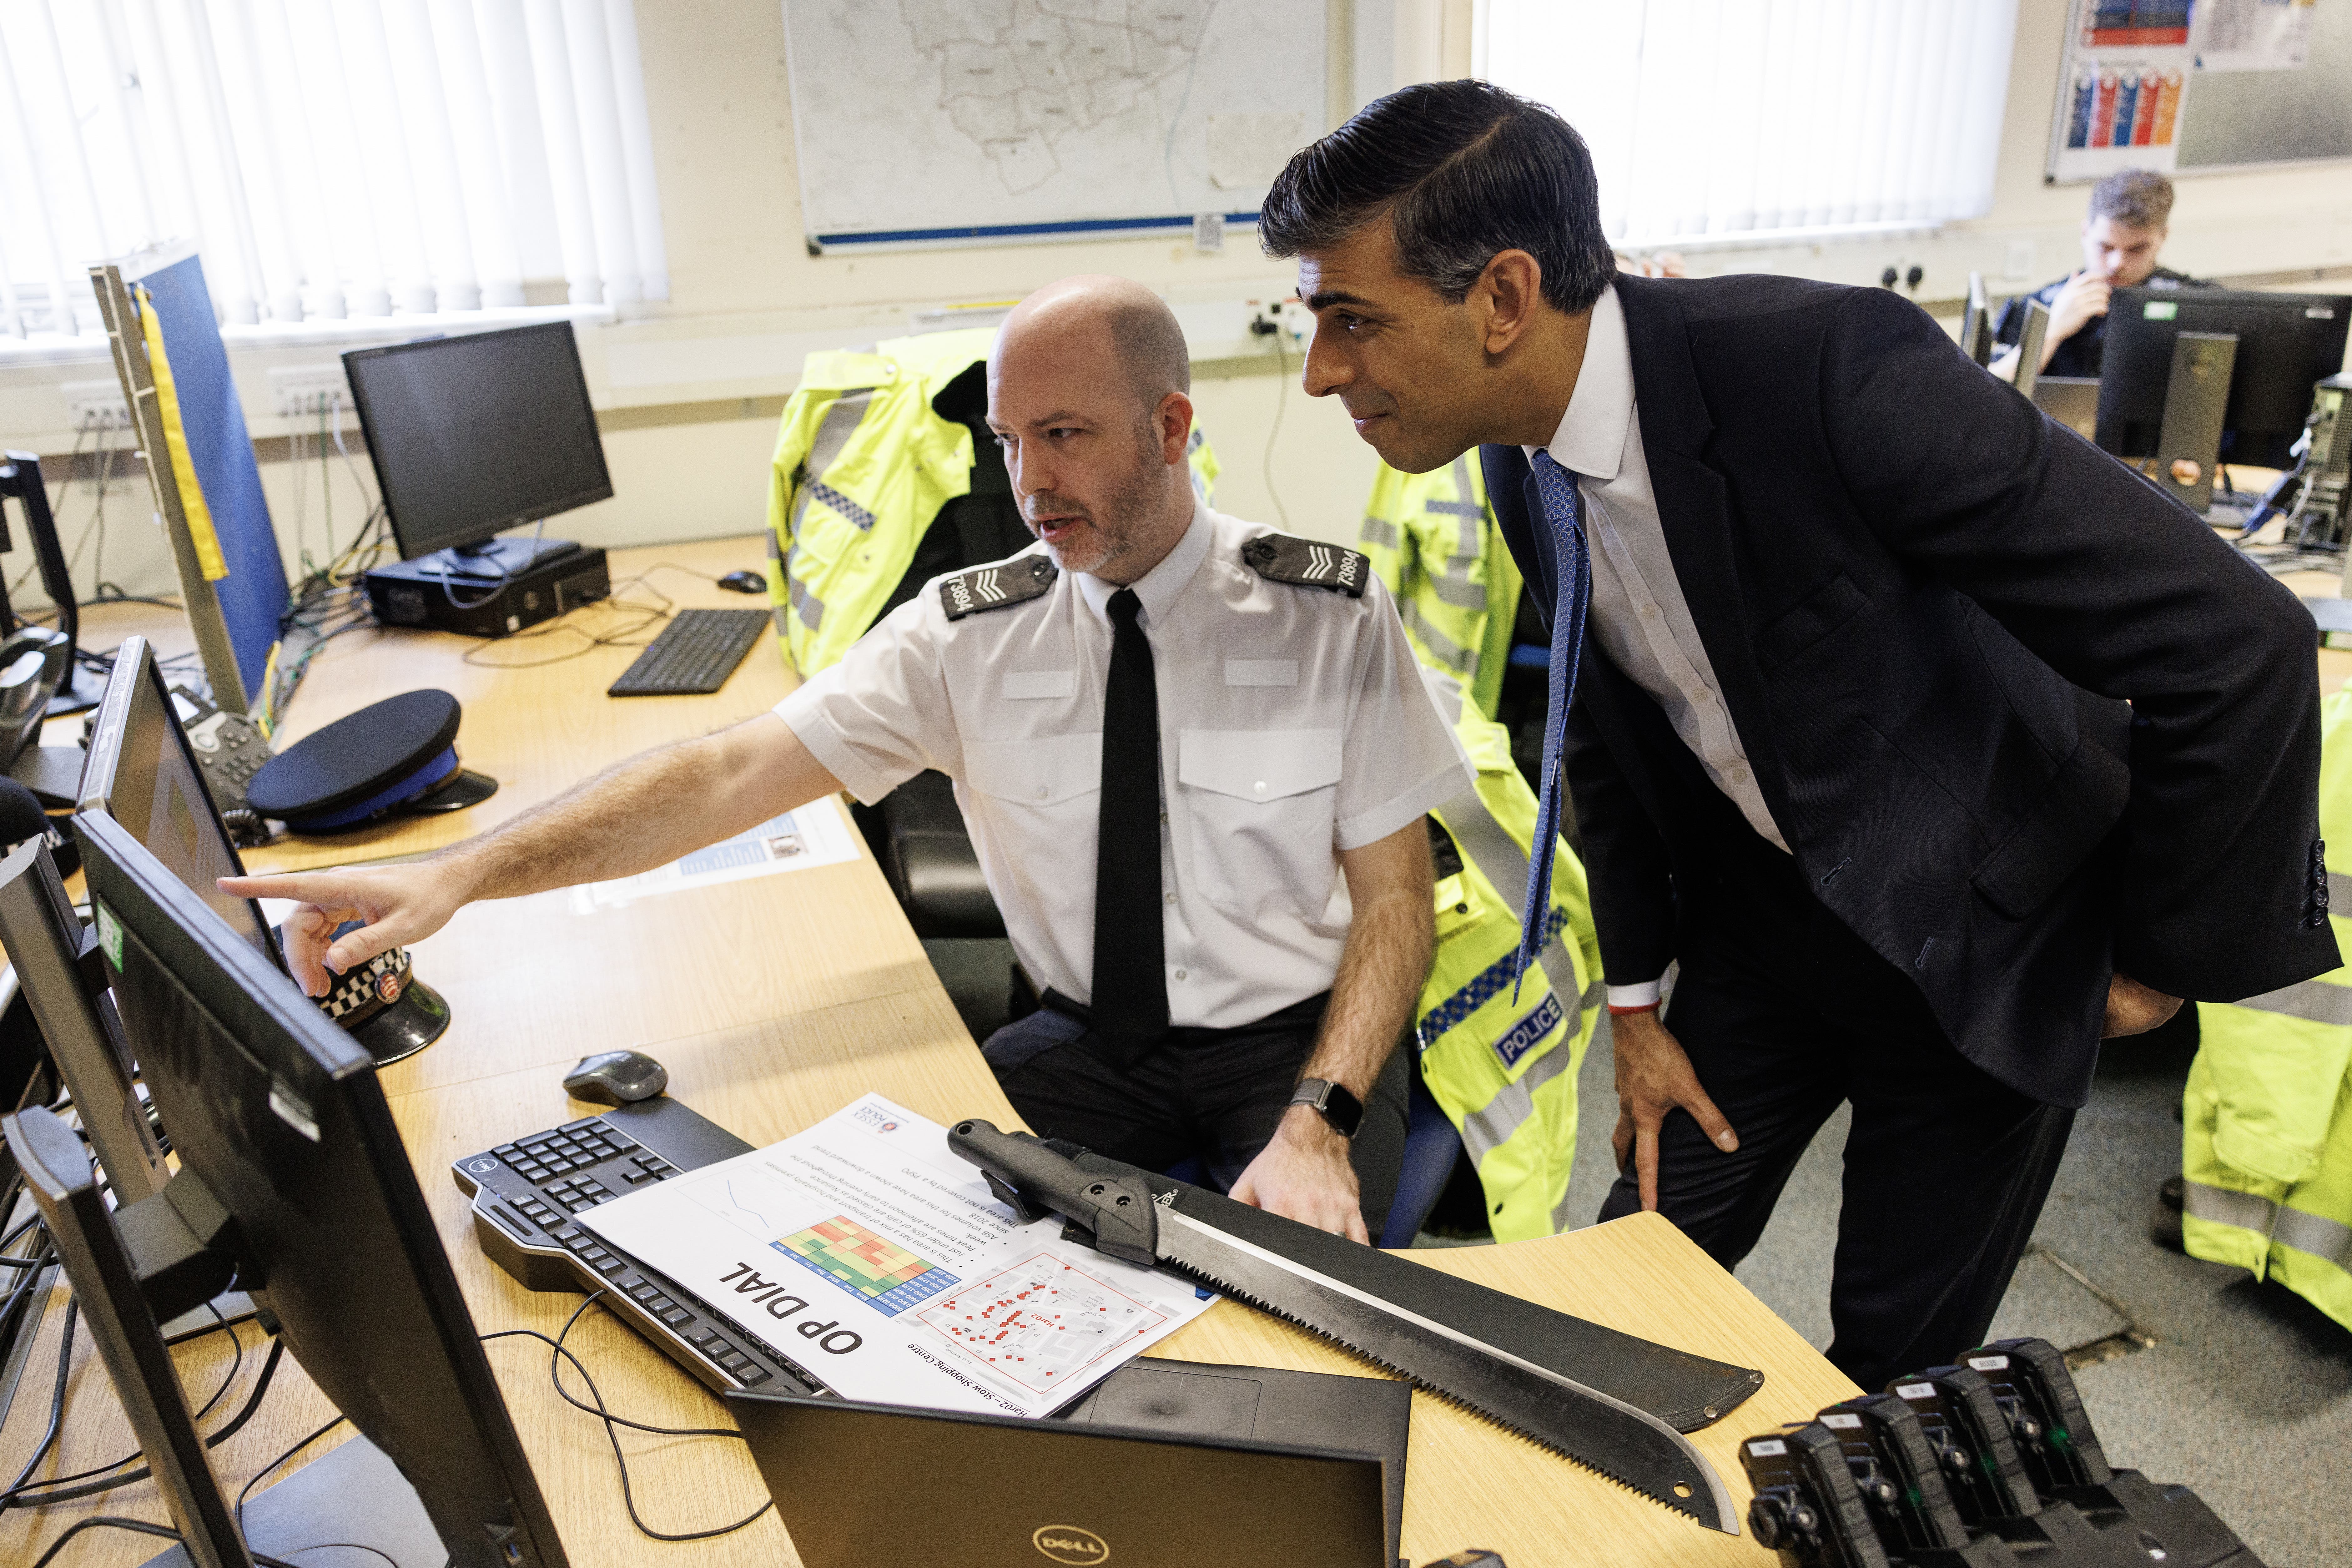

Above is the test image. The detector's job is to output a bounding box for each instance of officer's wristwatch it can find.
[1288,1078,1364,1139]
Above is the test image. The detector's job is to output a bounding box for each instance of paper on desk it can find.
[567,796,859,913]
[577,1094,1213,1418]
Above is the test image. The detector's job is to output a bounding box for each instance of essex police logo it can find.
[1241,533,1368,597]
[941,555,1058,621]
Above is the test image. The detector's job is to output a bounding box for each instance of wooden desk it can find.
[0,536,1854,1566]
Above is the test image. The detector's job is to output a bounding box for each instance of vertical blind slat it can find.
[0,0,663,332]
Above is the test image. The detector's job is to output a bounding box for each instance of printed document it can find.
[579,1095,1212,1418]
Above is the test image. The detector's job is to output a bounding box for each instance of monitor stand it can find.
[2155,330,2239,517]
[421,534,582,582]
[137,1434,443,1568]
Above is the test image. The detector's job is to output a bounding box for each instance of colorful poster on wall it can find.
[2195,0,2317,71]
[2048,1,2195,181]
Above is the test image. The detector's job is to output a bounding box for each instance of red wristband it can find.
[1607,1001,1661,1017]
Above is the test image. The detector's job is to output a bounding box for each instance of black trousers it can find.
[1597,832,2077,1391]
[980,991,1412,1242]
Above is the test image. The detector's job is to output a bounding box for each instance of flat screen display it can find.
[342,321,612,559]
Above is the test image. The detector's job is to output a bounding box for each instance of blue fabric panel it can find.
[135,254,287,706]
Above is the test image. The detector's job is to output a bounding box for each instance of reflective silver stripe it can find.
[1360,515,1401,550]
[2332,870,2352,912]
[770,605,788,637]
[1424,459,1483,549]
[1460,1021,1578,1168]
[788,573,824,633]
[1398,601,1477,672]
[2234,978,2352,1027]
[2183,1180,2352,1271]
[765,530,780,560]
[2276,1205,2352,1271]
[1437,785,1579,1007]
[2182,1179,2280,1235]
[1428,567,1487,610]
[788,388,875,538]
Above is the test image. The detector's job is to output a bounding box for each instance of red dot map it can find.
[917,1252,1170,1395]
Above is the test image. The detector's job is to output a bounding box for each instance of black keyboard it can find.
[607,608,769,696]
[452,1101,821,1395]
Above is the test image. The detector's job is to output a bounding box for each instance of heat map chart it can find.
[772,1216,959,1317]
[917,1253,1171,1394]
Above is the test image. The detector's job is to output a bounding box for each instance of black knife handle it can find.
[947,1119,1159,1265]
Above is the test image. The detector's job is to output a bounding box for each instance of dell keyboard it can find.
[607,608,769,696]
[452,1100,823,1395]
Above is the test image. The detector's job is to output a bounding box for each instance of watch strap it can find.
[1288,1077,1364,1139]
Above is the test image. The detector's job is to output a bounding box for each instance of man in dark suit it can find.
[1259,81,2338,1387]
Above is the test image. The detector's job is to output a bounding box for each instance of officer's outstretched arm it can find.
[1230,819,1435,1242]
[223,713,839,996]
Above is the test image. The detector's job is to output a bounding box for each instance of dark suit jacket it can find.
[1483,273,2338,1108]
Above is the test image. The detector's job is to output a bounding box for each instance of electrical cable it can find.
[456,569,678,670]
[1,1335,284,1508]
[1262,323,1292,529]
[234,1414,343,1533]
[0,1308,248,1503]
[27,1514,312,1568]
[1,1298,74,1504]
[478,1292,773,1543]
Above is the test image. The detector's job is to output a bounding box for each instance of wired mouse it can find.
[717,570,765,594]
[562,1049,669,1106]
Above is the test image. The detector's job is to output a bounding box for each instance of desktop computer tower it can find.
[364,546,611,638]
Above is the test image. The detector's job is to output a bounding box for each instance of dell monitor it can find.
[2096,288,2351,469]
[342,321,611,579]
[65,807,568,1567]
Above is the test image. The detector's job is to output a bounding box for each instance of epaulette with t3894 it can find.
[939,556,1058,620]
[1241,533,1369,598]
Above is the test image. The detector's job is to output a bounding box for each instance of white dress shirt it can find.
[776,502,1471,1029]
[1525,283,1790,1006]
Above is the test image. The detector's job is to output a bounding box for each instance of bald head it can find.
[999,274,1190,415]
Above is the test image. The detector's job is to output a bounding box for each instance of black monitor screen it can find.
[78,811,567,1568]
[77,638,276,965]
[343,321,612,559]
[2097,288,2351,467]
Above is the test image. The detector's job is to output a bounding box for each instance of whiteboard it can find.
[2178,0,2352,169]
[782,0,1327,252]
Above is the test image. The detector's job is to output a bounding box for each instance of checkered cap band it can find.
[318,945,413,1022]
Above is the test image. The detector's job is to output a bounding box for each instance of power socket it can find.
[268,364,350,418]
[62,380,130,427]
[1247,301,1313,350]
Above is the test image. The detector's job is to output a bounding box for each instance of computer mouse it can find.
[718,570,766,594]
[562,1049,669,1106]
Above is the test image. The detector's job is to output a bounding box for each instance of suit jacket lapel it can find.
[1613,275,1792,838]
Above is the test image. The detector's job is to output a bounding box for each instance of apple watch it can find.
[1288,1077,1364,1139]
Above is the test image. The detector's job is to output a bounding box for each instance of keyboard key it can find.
[734,1365,771,1386]
[593,1258,626,1277]
[686,1326,718,1347]
[659,1306,692,1328]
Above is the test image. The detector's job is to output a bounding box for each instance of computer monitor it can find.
[1960,272,1994,368]
[67,807,568,1567]
[76,635,278,966]
[2096,288,2352,468]
[342,322,611,579]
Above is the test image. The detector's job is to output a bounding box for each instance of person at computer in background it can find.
[1990,168,2213,384]
[223,275,1469,1246]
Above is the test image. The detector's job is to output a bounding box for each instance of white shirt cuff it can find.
[1605,979,1663,1010]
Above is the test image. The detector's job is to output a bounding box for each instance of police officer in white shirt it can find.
[226,275,1470,1243]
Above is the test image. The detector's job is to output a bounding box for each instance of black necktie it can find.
[1091,588,1168,1066]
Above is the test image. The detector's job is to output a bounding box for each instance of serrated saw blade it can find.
[1153,1205,1740,1534]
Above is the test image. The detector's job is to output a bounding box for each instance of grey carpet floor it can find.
[927,941,2349,1563]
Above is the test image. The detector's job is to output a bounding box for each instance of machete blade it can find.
[1153,1205,1741,1534]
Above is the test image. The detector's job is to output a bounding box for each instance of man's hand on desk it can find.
[1611,1008,1739,1212]
[219,863,470,997]
[2102,973,2183,1039]
[1230,1104,1371,1243]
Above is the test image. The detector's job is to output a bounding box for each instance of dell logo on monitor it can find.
[1032,1524,1110,1563]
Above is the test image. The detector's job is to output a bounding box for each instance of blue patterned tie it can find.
[1516,449,1592,997]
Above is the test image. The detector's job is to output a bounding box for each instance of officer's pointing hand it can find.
[218,864,465,999]
[1231,1106,1371,1243]
[1611,1009,1739,1212]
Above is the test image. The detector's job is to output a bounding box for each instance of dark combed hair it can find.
[1259,79,1616,315]
[2089,168,2175,230]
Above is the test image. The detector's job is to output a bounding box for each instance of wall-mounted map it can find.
[783,1,1326,251]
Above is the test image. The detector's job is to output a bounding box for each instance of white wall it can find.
[7,0,2349,611]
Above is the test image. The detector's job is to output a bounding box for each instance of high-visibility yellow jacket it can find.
[2183,683,2352,1332]
[1360,456,1525,720]
[1415,677,1603,1242]
[767,329,1220,675]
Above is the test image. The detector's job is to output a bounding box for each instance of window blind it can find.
[0,0,667,337]
[1479,0,2020,246]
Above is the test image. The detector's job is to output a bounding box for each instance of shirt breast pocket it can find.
[961,733,1102,891]
[1178,729,1343,919]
